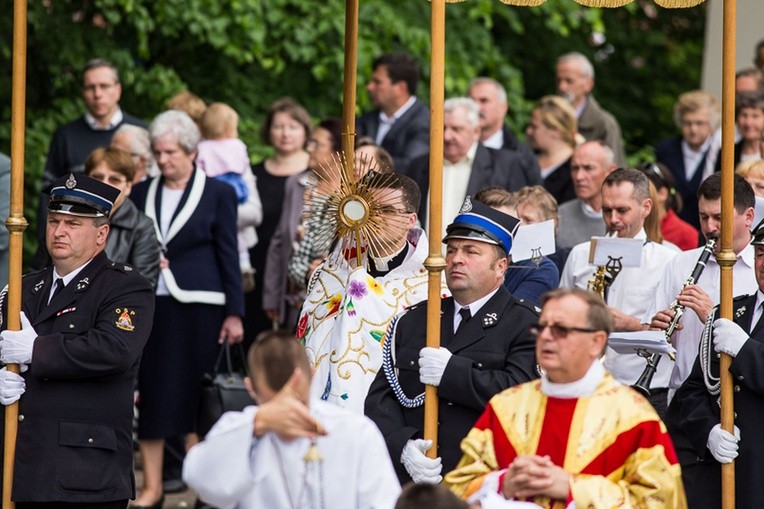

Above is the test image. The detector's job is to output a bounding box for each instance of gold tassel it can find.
[303,439,324,462]
[654,0,706,7]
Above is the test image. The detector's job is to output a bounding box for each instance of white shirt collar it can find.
[379,95,417,124]
[540,359,606,398]
[445,142,479,167]
[370,242,410,271]
[680,135,713,158]
[84,107,123,130]
[52,258,94,291]
[454,286,500,317]
[580,199,602,218]
[481,129,504,150]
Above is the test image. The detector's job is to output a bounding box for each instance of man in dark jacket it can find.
[0,173,154,508]
[468,77,541,187]
[357,52,430,175]
[365,198,538,485]
[407,97,540,229]
[667,221,764,509]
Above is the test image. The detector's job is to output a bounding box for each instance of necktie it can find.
[456,307,471,335]
[49,278,64,304]
[751,302,764,333]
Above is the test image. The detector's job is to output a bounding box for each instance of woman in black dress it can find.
[245,98,312,346]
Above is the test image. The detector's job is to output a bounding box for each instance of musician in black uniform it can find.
[365,197,538,485]
[667,222,764,508]
[0,173,154,508]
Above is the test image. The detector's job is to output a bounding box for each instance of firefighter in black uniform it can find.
[365,197,538,485]
[0,173,155,508]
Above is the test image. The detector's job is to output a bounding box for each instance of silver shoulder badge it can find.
[65,173,77,189]
[482,312,498,327]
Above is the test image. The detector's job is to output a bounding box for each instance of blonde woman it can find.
[525,95,579,204]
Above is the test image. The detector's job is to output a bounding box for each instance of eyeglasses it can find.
[529,322,600,339]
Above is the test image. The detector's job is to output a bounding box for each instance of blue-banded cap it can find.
[44,173,120,218]
[443,196,521,255]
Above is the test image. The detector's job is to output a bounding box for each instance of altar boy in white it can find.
[183,331,400,509]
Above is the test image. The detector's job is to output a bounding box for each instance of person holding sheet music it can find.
[647,173,757,502]
[559,168,677,417]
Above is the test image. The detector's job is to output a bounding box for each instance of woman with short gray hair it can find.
[129,109,244,508]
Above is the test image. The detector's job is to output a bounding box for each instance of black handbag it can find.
[196,342,255,437]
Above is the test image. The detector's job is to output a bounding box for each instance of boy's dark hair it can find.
[247,330,311,391]
[394,484,468,509]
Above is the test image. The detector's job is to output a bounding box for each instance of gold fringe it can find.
[573,0,634,7]
[496,0,547,5]
[654,0,706,8]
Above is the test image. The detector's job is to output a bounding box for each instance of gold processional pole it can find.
[423,0,446,456]
[341,0,360,263]
[718,0,736,506]
[4,0,29,507]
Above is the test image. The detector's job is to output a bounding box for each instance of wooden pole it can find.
[341,0,358,178]
[342,0,360,264]
[423,0,446,457]
[718,0,736,506]
[4,1,29,507]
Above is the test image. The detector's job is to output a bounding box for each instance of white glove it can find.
[419,347,452,386]
[0,312,37,366]
[713,318,749,357]
[401,439,442,484]
[707,423,740,464]
[0,367,25,405]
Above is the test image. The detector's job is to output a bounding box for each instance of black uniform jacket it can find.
[365,285,538,483]
[0,251,154,503]
[668,293,764,509]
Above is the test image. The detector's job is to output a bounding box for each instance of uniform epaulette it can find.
[21,267,47,280]
[108,261,135,274]
[403,301,424,313]
[516,298,541,315]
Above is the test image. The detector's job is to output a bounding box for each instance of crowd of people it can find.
[1,42,764,508]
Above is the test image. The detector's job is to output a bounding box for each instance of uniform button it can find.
[409,360,415,366]
[447,401,453,406]
[69,324,75,329]
[738,375,745,381]
[734,386,741,393]
[477,363,483,368]
[17,415,24,422]
[88,438,94,444]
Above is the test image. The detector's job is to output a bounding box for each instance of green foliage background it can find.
[0,0,706,263]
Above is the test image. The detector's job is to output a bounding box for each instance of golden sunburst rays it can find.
[305,151,411,266]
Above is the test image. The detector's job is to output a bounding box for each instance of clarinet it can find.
[632,237,717,397]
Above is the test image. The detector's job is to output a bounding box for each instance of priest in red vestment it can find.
[445,288,686,508]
